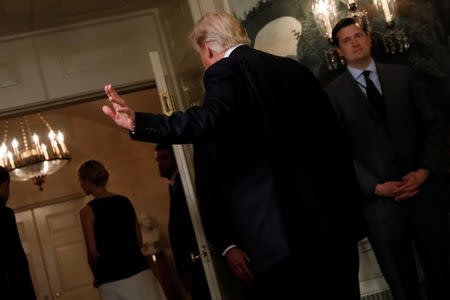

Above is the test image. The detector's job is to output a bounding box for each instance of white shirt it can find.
[223,44,245,58]
[347,59,383,95]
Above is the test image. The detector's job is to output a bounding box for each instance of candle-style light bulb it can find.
[32,134,39,144]
[48,130,56,140]
[1,143,7,167]
[11,138,18,150]
[56,131,68,154]
[381,0,392,22]
[312,0,338,41]
[32,133,42,154]
[48,130,60,155]
[7,151,15,169]
[11,138,19,159]
[41,143,50,160]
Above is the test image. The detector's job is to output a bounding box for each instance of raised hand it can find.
[102,84,136,131]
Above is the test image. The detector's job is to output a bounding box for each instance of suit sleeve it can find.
[130,61,240,144]
[5,209,36,299]
[408,72,446,173]
[353,160,378,196]
[327,87,379,197]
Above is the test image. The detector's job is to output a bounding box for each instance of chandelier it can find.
[372,0,410,54]
[0,113,71,191]
[312,0,345,70]
[346,0,370,32]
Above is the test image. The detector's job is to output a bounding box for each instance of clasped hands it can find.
[374,168,429,201]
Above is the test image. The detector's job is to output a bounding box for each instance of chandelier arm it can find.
[20,120,29,151]
[38,113,54,132]
[24,116,33,146]
[3,120,8,144]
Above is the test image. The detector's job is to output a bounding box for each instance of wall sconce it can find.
[312,0,344,70]
[346,0,370,32]
[373,0,410,54]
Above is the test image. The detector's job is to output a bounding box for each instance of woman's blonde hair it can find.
[190,12,250,54]
[78,160,110,187]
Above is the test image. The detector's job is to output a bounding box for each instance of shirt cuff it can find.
[222,245,237,256]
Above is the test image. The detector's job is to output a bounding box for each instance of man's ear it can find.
[205,43,214,59]
[336,47,343,57]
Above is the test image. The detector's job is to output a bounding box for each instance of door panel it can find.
[15,210,52,300]
[33,198,100,300]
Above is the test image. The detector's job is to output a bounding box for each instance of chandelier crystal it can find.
[312,0,345,70]
[0,113,71,190]
[345,0,370,32]
[373,0,410,54]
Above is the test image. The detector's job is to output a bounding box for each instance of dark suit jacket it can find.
[0,206,36,300]
[131,45,362,273]
[326,63,445,199]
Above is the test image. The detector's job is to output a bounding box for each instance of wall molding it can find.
[0,8,168,116]
[0,80,155,119]
[0,8,160,42]
[188,0,232,23]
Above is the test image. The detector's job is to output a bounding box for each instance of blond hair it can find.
[78,160,110,187]
[190,12,250,54]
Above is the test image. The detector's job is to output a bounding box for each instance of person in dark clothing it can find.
[102,12,362,299]
[0,165,36,300]
[326,17,450,300]
[78,160,165,300]
[155,144,211,300]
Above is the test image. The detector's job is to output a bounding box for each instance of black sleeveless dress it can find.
[88,195,149,285]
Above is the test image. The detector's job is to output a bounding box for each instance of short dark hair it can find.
[332,17,367,46]
[0,166,9,184]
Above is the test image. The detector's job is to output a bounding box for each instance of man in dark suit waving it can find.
[326,17,450,300]
[103,12,362,299]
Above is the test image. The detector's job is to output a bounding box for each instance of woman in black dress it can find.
[78,160,165,300]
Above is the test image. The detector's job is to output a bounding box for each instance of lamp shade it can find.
[312,0,339,40]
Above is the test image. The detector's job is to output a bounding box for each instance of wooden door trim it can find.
[13,192,87,213]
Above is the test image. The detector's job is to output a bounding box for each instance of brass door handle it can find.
[160,91,175,116]
[190,252,200,263]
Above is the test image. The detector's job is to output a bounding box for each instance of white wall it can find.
[0,9,167,115]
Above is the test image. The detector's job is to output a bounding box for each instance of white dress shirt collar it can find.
[347,58,377,80]
[224,44,244,58]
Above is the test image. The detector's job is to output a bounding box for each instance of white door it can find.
[149,51,244,300]
[32,198,100,300]
[15,210,52,300]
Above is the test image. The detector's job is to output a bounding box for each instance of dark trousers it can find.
[245,241,360,300]
[191,263,212,300]
[364,177,450,300]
